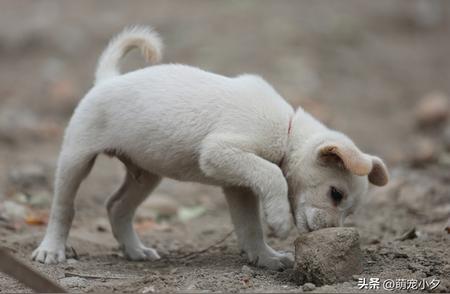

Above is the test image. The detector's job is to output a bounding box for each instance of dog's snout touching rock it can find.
[294,227,363,286]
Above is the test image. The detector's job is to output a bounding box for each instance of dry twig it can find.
[63,271,131,280]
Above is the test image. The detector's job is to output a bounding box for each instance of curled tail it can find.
[95,26,163,85]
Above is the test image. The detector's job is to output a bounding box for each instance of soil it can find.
[0,1,449,293]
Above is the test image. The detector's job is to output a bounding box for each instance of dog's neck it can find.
[280,107,329,174]
[291,108,329,142]
[277,116,293,169]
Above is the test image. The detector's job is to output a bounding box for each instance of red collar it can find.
[287,117,293,134]
[278,116,293,169]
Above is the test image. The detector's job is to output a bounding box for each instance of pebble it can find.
[67,258,78,264]
[141,286,156,293]
[302,282,316,291]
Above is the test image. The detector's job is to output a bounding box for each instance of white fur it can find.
[32,26,388,269]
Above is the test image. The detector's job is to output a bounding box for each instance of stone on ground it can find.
[294,227,363,286]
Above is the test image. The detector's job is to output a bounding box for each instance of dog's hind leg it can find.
[106,158,161,261]
[32,150,97,264]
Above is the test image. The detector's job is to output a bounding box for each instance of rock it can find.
[141,286,156,293]
[294,227,363,286]
[415,91,449,127]
[59,277,87,288]
[302,282,316,291]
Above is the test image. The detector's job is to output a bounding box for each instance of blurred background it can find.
[0,1,449,293]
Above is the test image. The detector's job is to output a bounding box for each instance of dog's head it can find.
[284,128,388,234]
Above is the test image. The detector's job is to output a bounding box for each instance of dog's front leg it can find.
[200,134,292,238]
[223,186,293,270]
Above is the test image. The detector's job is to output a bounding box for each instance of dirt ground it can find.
[0,1,449,293]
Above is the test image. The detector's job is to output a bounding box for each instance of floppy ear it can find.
[368,156,389,186]
[318,142,389,186]
[318,142,373,176]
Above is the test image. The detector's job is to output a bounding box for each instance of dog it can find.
[32,26,388,270]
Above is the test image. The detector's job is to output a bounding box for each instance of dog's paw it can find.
[245,246,294,271]
[257,251,294,271]
[31,243,66,264]
[124,245,161,261]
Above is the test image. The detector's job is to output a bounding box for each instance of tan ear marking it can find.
[318,141,389,186]
[318,143,372,176]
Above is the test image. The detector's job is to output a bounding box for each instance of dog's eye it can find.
[330,186,344,205]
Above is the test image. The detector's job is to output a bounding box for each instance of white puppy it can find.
[32,26,388,270]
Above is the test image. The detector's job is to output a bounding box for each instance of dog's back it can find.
[66,27,293,182]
